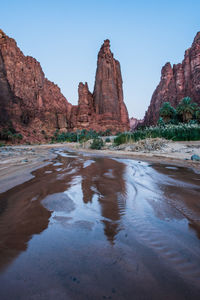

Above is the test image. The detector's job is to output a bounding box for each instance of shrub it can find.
[116,132,122,136]
[90,138,104,150]
[104,129,111,136]
[114,132,134,145]
[105,137,111,143]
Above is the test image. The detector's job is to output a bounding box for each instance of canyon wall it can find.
[0,29,72,142]
[0,30,129,142]
[144,32,200,126]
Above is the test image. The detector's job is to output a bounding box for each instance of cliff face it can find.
[0,31,129,141]
[70,39,129,132]
[144,32,200,126]
[93,39,129,128]
[0,29,72,142]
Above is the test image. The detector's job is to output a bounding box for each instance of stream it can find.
[0,149,200,299]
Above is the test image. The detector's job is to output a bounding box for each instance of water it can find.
[0,150,200,299]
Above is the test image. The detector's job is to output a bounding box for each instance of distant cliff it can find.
[0,31,129,142]
[129,117,143,131]
[144,32,200,126]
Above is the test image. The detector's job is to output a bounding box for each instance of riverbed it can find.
[0,149,200,299]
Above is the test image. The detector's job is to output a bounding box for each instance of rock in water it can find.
[144,32,200,126]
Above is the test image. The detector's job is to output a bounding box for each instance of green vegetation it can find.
[0,121,23,143]
[115,98,200,145]
[51,129,112,144]
[159,102,176,123]
[114,123,200,145]
[90,138,104,150]
[176,97,198,122]
[159,97,199,125]
[105,137,111,143]
[0,125,23,143]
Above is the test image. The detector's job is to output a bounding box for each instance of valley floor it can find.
[0,140,200,193]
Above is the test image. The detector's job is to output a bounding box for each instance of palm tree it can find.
[196,109,200,123]
[177,97,197,122]
[159,102,176,123]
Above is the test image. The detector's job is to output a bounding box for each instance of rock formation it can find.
[0,31,129,142]
[129,117,143,131]
[144,32,200,126]
[70,39,129,132]
[0,29,72,142]
[93,39,129,131]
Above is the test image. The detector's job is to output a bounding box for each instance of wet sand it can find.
[0,148,200,299]
[0,141,200,193]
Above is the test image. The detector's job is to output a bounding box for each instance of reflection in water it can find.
[80,158,126,243]
[0,154,126,270]
[152,164,200,235]
[0,150,200,300]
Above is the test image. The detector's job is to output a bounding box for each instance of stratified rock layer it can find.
[0,31,129,141]
[144,32,200,126]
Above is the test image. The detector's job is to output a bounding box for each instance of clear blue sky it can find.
[1,0,200,119]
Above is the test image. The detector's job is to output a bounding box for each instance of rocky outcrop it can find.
[129,117,143,131]
[0,31,129,142]
[70,40,129,133]
[93,39,129,131]
[69,82,94,130]
[0,29,72,142]
[144,32,200,126]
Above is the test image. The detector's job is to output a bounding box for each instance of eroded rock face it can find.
[129,117,143,131]
[93,39,129,131]
[0,32,129,142]
[70,82,94,130]
[144,32,200,126]
[0,29,72,142]
[69,40,129,133]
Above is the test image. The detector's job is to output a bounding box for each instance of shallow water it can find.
[0,150,200,300]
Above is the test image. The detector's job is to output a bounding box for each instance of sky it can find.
[1,0,200,119]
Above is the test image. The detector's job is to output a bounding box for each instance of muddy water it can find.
[0,150,200,300]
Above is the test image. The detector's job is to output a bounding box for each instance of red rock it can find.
[93,39,129,132]
[70,82,94,130]
[0,29,72,142]
[129,117,143,131]
[144,32,200,126]
[70,40,130,133]
[0,31,129,142]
